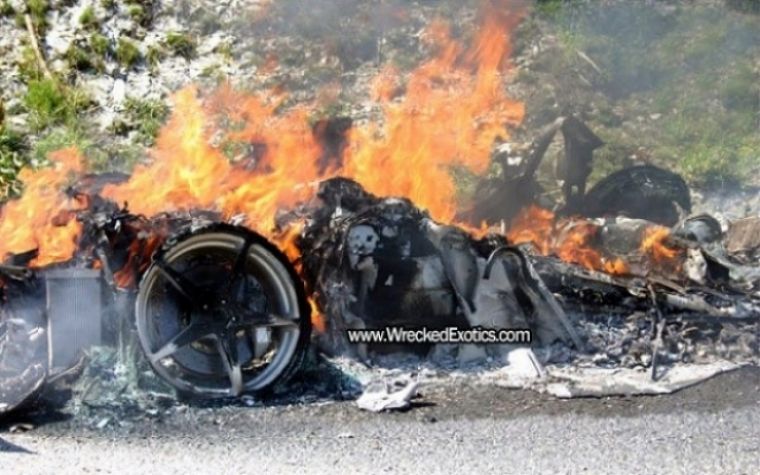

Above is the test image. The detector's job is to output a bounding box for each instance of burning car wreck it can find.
[0,112,757,417]
[0,0,758,425]
[0,209,313,411]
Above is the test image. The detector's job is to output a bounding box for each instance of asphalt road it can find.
[1,366,758,475]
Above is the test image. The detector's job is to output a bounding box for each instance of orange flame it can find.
[1,3,527,272]
[97,2,525,330]
[344,13,524,222]
[0,1,689,338]
[0,148,84,267]
[507,206,630,275]
[112,233,164,289]
[506,206,687,275]
[102,2,526,233]
[640,226,681,265]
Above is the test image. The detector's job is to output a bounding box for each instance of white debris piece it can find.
[507,347,546,379]
[356,378,419,412]
[480,347,546,389]
[542,361,743,398]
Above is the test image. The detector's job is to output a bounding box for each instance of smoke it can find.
[514,1,760,190]
[538,1,759,99]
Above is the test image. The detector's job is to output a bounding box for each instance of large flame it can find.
[0,0,680,294]
[0,147,85,267]
[343,12,524,222]
[101,2,526,234]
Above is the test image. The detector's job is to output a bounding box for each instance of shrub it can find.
[31,127,90,165]
[17,45,43,81]
[165,32,196,60]
[26,0,48,32]
[24,79,67,129]
[145,44,165,71]
[0,127,29,197]
[128,4,149,26]
[65,44,103,73]
[720,64,758,112]
[123,97,170,145]
[116,38,141,68]
[24,79,91,130]
[90,33,110,57]
[79,6,97,29]
[0,1,15,17]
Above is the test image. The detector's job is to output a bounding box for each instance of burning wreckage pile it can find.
[288,118,760,401]
[1,117,758,415]
[1,4,759,416]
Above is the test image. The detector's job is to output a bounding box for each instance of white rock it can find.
[46,27,75,57]
[198,32,229,55]
[87,76,115,98]
[111,78,126,108]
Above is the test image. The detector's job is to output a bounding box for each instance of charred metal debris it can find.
[1,116,759,417]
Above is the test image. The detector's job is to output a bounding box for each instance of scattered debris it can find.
[581,165,692,226]
[726,216,760,260]
[356,377,419,412]
[8,422,35,433]
[542,361,743,398]
[479,348,546,389]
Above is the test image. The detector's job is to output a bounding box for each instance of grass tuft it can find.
[116,38,141,69]
[24,79,92,131]
[165,32,196,60]
[79,6,98,29]
[123,97,170,146]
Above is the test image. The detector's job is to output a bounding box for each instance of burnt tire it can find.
[135,224,310,399]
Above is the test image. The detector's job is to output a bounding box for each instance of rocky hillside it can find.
[0,0,758,202]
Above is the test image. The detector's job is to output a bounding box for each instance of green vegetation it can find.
[65,44,105,73]
[90,33,110,57]
[126,1,155,27]
[720,64,758,112]
[128,4,146,24]
[165,32,196,60]
[532,3,760,187]
[217,42,234,62]
[0,1,15,17]
[200,63,222,79]
[78,6,97,29]
[31,127,90,165]
[308,101,351,127]
[25,0,49,32]
[0,0,166,198]
[116,38,141,68]
[123,97,170,146]
[65,31,112,73]
[16,45,44,81]
[23,79,92,131]
[146,44,165,72]
[189,6,221,35]
[0,127,29,197]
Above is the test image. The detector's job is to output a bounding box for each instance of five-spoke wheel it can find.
[135,227,310,398]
